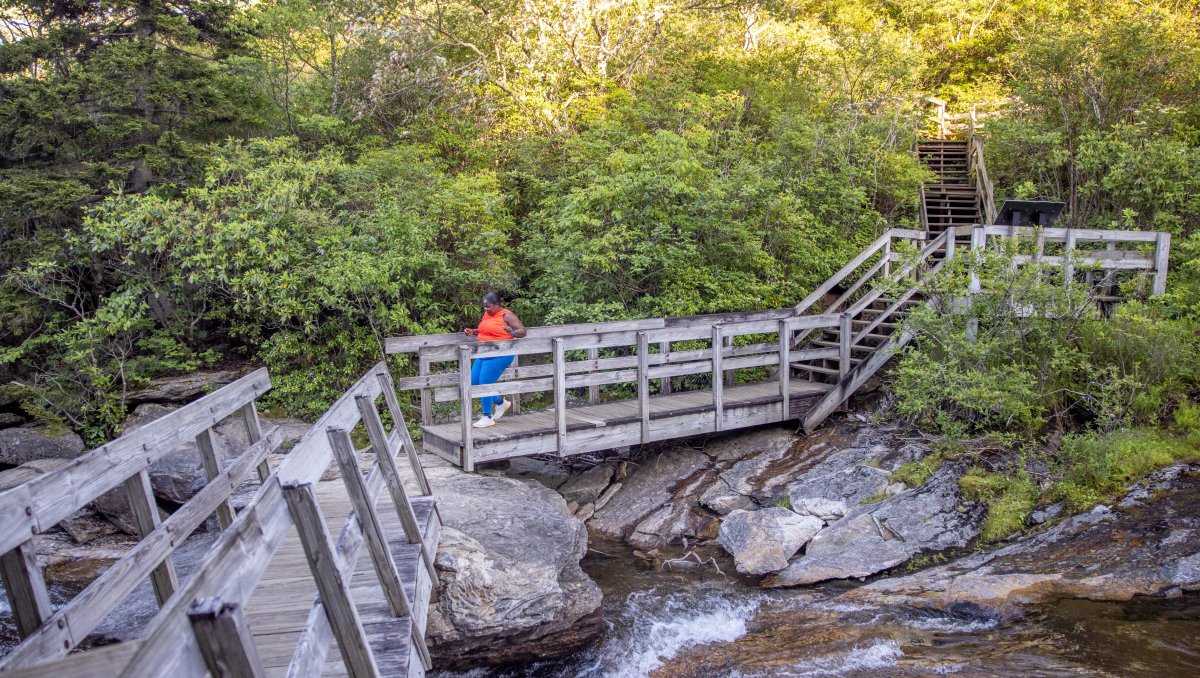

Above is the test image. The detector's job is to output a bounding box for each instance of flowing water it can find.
[440,540,1200,678]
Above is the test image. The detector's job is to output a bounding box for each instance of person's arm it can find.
[503,311,527,338]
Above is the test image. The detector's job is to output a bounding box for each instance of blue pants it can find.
[471,355,514,416]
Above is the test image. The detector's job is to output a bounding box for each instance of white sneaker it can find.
[493,400,512,420]
[472,416,495,428]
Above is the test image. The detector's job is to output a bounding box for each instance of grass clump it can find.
[1047,428,1200,512]
[774,496,792,510]
[959,468,1039,542]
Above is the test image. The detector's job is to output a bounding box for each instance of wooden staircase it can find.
[919,140,983,236]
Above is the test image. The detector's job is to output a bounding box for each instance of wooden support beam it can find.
[374,371,433,496]
[839,313,852,381]
[712,325,725,431]
[1153,232,1171,296]
[280,480,380,678]
[355,395,438,585]
[187,597,266,678]
[418,353,433,425]
[240,401,270,483]
[553,338,567,457]
[196,428,235,530]
[778,320,791,421]
[637,332,650,443]
[658,342,672,395]
[587,347,601,403]
[0,540,52,638]
[458,347,474,472]
[1064,228,1077,287]
[124,469,178,606]
[510,354,522,415]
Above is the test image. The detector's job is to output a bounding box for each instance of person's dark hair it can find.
[482,291,501,305]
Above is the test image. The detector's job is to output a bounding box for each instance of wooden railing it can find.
[967,129,997,226]
[2,362,439,677]
[0,369,275,669]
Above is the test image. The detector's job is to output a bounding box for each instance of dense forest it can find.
[1,0,1198,490]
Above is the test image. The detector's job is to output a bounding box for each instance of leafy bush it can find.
[1048,428,1200,512]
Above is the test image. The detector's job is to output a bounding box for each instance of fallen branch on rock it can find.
[660,548,728,580]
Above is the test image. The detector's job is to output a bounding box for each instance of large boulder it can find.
[126,370,242,404]
[847,462,1200,613]
[0,427,85,466]
[425,466,603,669]
[557,464,614,505]
[766,462,985,587]
[718,508,823,575]
[588,449,710,545]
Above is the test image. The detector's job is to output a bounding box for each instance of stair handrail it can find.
[792,228,925,316]
[968,128,997,225]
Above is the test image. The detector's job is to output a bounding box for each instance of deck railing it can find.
[2,362,439,677]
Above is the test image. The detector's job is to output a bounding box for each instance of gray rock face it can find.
[589,449,710,543]
[425,466,603,669]
[0,427,85,466]
[0,412,25,427]
[0,458,68,491]
[126,370,242,404]
[790,497,847,522]
[558,464,613,505]
[846,462,1200,613]
[718,508,823,575]
[767,463,985,587]
[506,457,571,490]
[786,457,892,510]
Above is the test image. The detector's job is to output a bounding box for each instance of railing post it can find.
[969,225,985,295]
[240,401,271,482]
[712,325,725,431]
[1153,232,1171,296]
[196,428,235,529]
[0,541,52,638]
[778,319,791,421]
[587,347,600,404]
[553,338,567,457]
[883,236,892,278]
[1064,228,1077,289]
[637,332,650,443]
[418,352,433,425]
[187,597,266,678]
[458,346,474,472]
[375,370,433,496]
[838,313,852,381]
[281,481,380,677]
[124,469,178,606]
[659,341,672,395]
[945,228,956,260]
[511,355,521,415]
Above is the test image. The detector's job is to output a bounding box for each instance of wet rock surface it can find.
[425,465,603,669]
[718,508,823,575]
[847,462,1200,613]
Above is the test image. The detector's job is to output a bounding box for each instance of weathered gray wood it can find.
[587,347,601,403]
[2,639,145,677]
[553,338,567,457]
[712,325,725,431]
[1153,232,1171,296]
[637,332,650,442]
[0,540,52,639]
[375,371,433,496]
[281,480,380,678]
[458,347,474,472]
[658,342,672,395]
[356,394,438,584]
[839,313,852,380]
[0,427,280,669]
[1064,228,1077,286]
[1010,253,1153,270]
[328,427,415,624]
[286,599,333,678]
[240,401,270,482]
[778,320,791,420]
[510,354,522,415]
[418,353,433,425]
[0,368,271,558]
[794,230,902,314]
[124,469,178,606]
[971,225,1160,243]
[188,597,266,678]
[196,428,235,529]
[803,330,915,433]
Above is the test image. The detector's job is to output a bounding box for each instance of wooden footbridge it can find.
[1,363,440,677]
[0,117,1176,677]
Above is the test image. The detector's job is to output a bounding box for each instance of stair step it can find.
[793,363,842,376]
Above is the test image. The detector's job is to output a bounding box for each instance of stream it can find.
[441,539,1200,678]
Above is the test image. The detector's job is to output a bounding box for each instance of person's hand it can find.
[464,328,478,336]
[503,325,514,337]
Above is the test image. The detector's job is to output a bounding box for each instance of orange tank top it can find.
[476,309,513,342]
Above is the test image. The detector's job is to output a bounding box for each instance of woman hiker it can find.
[463,292,527,428]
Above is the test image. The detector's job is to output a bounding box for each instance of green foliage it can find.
[1048,428,1200,512]
[959,468,1039,542]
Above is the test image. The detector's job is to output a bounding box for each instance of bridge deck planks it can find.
[422,379,832,465]
[245,481,436,678]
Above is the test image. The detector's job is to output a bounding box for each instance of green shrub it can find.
[959,468,1039,542]
[1048,429,1200,512]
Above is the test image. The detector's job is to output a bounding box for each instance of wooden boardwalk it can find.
[246,486,438,678]
[422,380,831,465]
